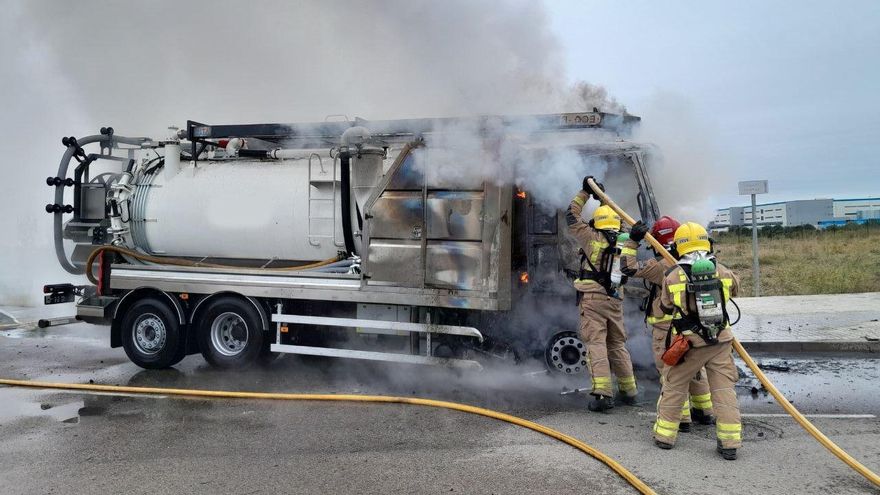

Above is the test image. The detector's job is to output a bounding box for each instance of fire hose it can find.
[0,378,657,495]
[587,178,880,488]
[84,245,342,285]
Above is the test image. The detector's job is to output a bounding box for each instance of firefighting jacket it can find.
[566,191,618,297]
[619,239,675,329]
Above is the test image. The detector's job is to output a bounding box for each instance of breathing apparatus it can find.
[685,255,727,342]
[577,228,626,299]
[608,232,629,296]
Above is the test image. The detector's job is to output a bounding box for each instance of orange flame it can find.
[520,272,529,283]
[516,190,527,199]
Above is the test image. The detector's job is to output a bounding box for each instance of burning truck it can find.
[44,112,660,372]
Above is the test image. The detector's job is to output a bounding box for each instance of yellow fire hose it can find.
[0,378,656,495]
[587,178,880,488]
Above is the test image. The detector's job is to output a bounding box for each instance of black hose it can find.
[339,151,356,256]
[729,298,741,326]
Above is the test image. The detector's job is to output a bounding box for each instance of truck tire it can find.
[121,298,187,369]
[197,296,265,369]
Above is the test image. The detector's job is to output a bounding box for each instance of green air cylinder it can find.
[691,258,716,280]
[688,257,725,335]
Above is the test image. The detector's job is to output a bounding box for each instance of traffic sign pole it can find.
[738,180,769,297]
[751,192,760,296]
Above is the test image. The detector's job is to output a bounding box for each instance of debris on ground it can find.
[758,364,791,372]
[560,387,590,396]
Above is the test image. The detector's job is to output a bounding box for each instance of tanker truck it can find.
[43,112,660,371]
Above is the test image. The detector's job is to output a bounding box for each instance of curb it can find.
[740,340,880,354]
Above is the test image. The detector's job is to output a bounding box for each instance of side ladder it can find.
[270,306,484,370]
[307,153,345,248]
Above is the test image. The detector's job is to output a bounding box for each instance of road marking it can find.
[637,411,875,419]
[741,413,876,419]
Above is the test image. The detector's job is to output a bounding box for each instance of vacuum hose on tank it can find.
[84,246,341,285]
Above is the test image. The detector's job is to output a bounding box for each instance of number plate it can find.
[45,292,75,305]
[560,112,603,126]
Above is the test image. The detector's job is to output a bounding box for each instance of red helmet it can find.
[650,216,681,247]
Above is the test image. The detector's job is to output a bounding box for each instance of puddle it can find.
[0,310,30,332]
[0,388,85,423]
[735,355,880,414]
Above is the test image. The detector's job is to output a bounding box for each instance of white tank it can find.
[129,156,343,262]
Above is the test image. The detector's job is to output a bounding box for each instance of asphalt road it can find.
[1,318,879,494]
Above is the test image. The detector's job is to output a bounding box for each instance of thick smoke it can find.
[0,0,625,305]
[0,1,89,305]
[635,91,729,224]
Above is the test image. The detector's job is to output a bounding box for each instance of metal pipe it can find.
[339,151,355,256]
[750,193,760,296]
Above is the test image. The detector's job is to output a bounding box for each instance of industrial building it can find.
[709,197,880,231]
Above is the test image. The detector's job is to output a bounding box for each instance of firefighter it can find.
[652,222,742,460]
[566,176,638,412]
[620,217,717,430]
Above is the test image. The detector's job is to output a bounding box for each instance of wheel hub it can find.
[210,312,249,357]
[548,334,587,374]
[133,313,167,355]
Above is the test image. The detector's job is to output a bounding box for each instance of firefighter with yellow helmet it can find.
[652,222,742,460]
[566,176,638,412]
[621,216,717,431]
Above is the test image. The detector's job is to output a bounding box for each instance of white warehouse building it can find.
[710,197,879,231]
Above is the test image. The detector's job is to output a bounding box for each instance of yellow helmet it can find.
[673,222,711,255]
[592,205,621,231]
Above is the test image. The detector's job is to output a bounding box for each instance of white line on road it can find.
[741,413,876,419]
[637,411,875,419]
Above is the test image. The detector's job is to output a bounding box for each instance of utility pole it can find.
[739,180,769,297]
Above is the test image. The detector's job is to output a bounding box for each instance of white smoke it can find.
[635,91,728,225]
[0,1,90,306]
[0,0,626,305]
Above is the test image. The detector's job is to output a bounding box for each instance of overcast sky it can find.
[548,0,880,209]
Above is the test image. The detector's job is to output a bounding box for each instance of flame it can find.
[516,190,527,199]
[520,272,529,283]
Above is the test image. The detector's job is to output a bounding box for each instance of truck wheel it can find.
[197,296,264,369]
[545,331,587,374]
[121,298,187,369]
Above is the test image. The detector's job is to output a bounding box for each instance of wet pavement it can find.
[1,305,879,494]
[735,292,880,351]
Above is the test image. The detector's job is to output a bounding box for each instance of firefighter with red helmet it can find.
[620,216,716,429]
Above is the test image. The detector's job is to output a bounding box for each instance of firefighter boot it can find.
[692,408,716,425]
[678,422,692,433]
[617,393,638,406]
[588,394,615,412]
[717,440,737,461]
[654,439,673,450]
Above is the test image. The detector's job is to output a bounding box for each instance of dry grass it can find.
[713,228,880,296]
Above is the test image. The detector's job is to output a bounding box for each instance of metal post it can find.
[750,193,760,297]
